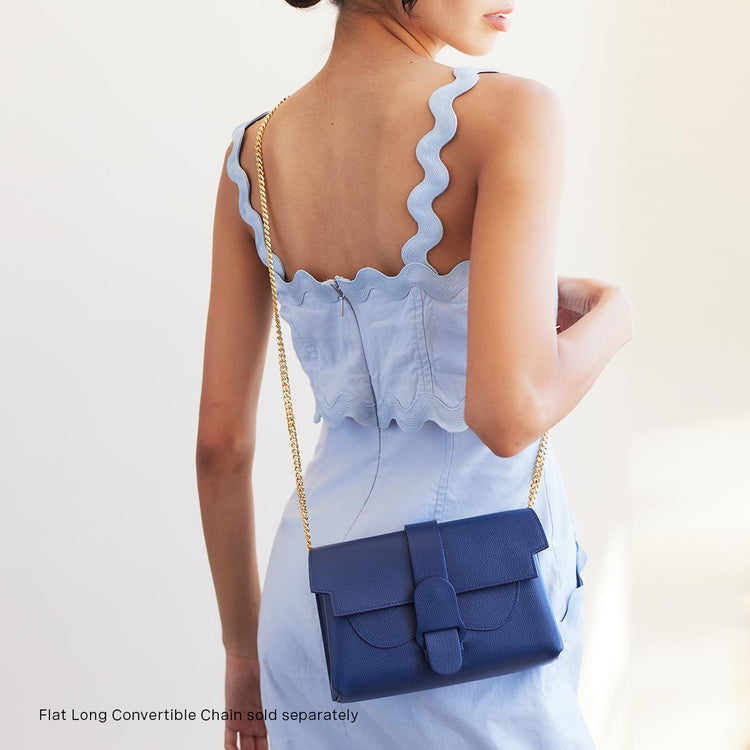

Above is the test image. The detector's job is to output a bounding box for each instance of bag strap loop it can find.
[253,97,549,553]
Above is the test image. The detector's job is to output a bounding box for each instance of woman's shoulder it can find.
[455,67,562,129]
[451,68,564,172]
[370,60,564,167]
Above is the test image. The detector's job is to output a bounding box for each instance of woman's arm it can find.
[463,77,634,457]
[195,139,273,658]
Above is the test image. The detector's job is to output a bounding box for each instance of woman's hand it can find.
[224,652,269,750]
[556,275,618,333]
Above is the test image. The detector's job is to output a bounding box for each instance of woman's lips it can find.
[483,11,512,31]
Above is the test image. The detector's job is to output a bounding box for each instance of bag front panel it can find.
[317,573,563,703]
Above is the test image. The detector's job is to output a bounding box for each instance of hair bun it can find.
[285,0,323,7]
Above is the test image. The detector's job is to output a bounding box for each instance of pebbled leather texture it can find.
[308,507,564,702]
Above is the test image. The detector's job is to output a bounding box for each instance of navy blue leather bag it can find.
[255,100,563,703]
[308,504,563,702]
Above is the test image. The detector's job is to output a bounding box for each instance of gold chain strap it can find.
[254,97,312,551]
[253,96,549,552]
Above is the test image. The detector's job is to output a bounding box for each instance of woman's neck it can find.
[319,10,444,79]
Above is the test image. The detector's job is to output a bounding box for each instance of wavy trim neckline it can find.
[226,65,500,306]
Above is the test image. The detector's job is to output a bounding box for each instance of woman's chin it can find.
[455,38,499,57]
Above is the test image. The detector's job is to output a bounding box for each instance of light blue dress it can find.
[227,65,596,750]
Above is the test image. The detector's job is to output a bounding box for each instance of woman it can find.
[196,0,634,748]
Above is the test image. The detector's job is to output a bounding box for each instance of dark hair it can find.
[285,0,418,15]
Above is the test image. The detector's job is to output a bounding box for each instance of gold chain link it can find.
[253,96,550,552]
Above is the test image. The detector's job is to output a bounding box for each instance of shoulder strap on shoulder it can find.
[401,66,500,269]
[225,112,287,280]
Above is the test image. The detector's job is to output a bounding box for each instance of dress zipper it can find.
[330,276,380,426]
[332,278,345,317]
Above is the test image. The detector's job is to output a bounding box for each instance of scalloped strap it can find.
[400,66,500,268]
[225,65,499,280]
[226,111,288,280]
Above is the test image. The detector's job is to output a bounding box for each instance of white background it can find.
[1,0,748,747]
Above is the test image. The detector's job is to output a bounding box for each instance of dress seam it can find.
[413,288,433,394]
[433,429,454,522]
[341,426,382,542]
[418,288,435,395]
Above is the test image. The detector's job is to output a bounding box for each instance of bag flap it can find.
[308,508,548,616]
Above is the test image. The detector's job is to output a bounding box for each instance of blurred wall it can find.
[610,1,750,747]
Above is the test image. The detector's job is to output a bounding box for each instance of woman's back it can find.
[236,60,501,283]
[228,64,521,432]
[228,56,580,453]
